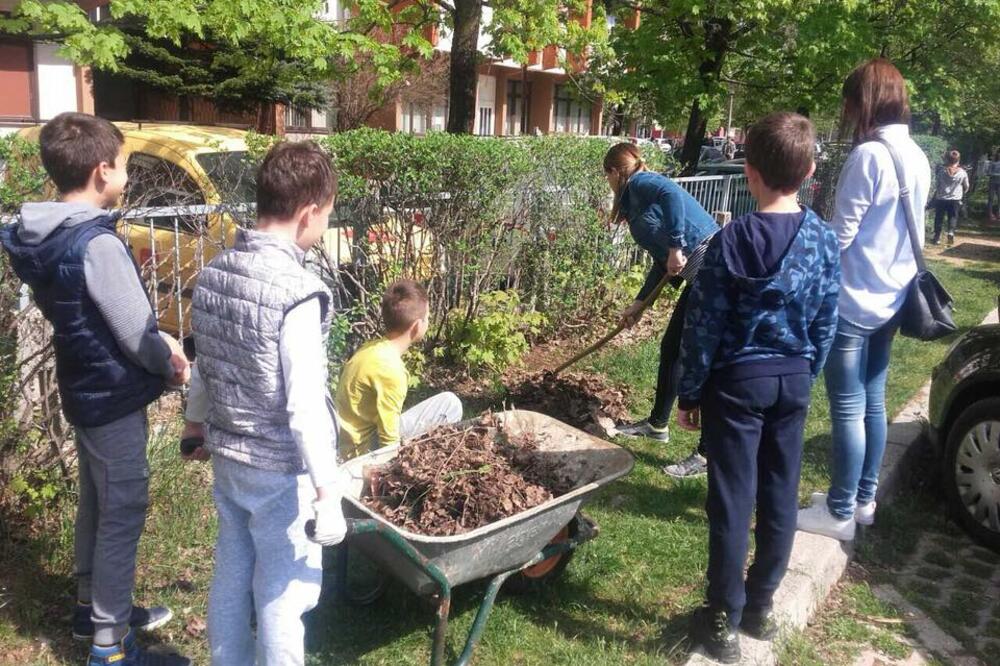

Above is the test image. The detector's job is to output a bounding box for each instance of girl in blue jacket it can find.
[604,142,717,476]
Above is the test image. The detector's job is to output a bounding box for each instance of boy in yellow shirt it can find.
[335,279,462,459]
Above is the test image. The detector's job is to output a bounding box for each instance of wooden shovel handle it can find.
[552,272,675,375]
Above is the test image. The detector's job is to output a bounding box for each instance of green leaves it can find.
[0,0,426,112]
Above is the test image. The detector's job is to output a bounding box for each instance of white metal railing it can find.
[674,173,817,220]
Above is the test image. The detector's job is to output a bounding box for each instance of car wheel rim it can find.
[955,420,1000,533]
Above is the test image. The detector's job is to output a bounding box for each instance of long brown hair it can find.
[944,150,961,177]
[604,142,646,223]
[841,58,911,145]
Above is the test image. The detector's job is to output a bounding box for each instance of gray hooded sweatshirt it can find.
[17,202,175,379]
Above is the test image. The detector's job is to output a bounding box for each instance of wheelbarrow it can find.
[328,409,634,666]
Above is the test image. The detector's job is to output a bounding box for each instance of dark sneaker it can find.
[740,607,779,641]
[73,604,174,641]
[617,419,669,442]
[662,452,708,478]
[947,233,955,247]
[87,629,191,666]
[691,605,740,664]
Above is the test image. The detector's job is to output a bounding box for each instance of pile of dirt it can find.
[503,370,630,437]
[362,416,574,536]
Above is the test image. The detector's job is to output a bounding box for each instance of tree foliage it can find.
[603,0,1000,169]
[0,0,411,112]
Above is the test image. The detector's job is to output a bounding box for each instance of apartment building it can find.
[368,3,609,137]
[0,0,95,135]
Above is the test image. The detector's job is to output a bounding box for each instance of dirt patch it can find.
[503,370,630,437]
[362,416,575,536]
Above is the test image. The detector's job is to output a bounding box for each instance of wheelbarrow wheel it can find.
[505,516,579,595]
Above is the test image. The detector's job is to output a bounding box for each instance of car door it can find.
[121,151,208,338]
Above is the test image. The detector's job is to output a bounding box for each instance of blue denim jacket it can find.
[620,171,717,299]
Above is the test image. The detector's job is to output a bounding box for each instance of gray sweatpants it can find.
[400,391,463,440]
[368,391,464,452]
[74,410,150,645]
[208,455,322,666]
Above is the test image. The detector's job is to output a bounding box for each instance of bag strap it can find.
[874,137,927,272]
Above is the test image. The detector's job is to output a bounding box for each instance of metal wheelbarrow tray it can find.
[338,409,634,666]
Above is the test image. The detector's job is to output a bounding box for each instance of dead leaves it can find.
[504,371,630,436]
[362,416,574,537]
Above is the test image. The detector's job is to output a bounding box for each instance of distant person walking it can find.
[931,150,970,246]
[723,137,737,161]
[989,149,1000,222]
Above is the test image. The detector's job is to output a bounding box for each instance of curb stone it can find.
[683,308,999,665]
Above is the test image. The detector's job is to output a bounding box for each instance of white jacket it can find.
[830,124,931,330]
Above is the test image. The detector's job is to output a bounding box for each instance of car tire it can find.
[943,397,1000,551]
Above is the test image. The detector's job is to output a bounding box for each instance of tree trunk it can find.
[679,18,733,175]
[679,98,710,173]
[931,111,941,136]
[447,0,483,134]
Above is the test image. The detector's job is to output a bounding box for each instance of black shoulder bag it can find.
[876,138,957,341]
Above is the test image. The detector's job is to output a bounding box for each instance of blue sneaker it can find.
[73,604,174,641]
[87,629,191,665]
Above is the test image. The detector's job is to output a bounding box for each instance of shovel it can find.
[552,272,675,375]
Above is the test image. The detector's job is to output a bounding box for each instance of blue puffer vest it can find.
[1,215,166,427]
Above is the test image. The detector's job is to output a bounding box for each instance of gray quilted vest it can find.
[192,228,332,473]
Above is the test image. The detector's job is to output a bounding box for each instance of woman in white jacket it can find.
[798,59,931,541]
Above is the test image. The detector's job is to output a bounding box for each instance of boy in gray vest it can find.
[1,113,190,666]
[188,141,347,665]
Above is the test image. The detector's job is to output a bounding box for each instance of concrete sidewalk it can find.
[685,308,999,666]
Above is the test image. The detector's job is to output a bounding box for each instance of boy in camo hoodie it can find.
[676,112,841,663]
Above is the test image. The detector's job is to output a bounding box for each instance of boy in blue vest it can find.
[676,112,840,663]
[1,113,191,665]
[187,140,347,666]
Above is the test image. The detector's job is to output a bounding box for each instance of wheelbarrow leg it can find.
[431,591,452,666]
[453,569,519,666]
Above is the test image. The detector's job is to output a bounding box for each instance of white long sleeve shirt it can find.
[186,296,337,488]
[830,124,931,330]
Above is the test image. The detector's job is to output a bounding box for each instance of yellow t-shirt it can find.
[334,339,409,459]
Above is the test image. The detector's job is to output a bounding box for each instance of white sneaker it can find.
[797,503,856,541]
[812,491,876,526]
[855,500,876,526]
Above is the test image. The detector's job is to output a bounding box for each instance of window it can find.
[402,102,429,135]
[506,80,531,136]
[87,5,109,22]
[286,105,310,129]
[125,153,206,234]
[430,103,448,132]
[553,84,593,135]
[478,107,493,136]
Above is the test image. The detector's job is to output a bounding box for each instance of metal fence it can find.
[0,172,822,342]
[674,173,818,220]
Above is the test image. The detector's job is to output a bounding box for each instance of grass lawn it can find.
[1,258,998,665]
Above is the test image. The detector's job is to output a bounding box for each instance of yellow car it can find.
[16,123,357,337]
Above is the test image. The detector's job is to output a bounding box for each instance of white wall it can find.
[34,43,78,121]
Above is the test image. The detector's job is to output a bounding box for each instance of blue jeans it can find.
[824,317,898,519]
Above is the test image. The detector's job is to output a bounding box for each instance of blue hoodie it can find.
[677,207,841,409]
[620,170,718,300]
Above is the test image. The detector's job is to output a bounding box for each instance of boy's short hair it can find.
[745,112,816,193]
[382,280,428,334]
[39,112,124,194]
[257,140,337,219]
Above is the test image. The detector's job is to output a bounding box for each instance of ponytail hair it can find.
[604,142,646,224]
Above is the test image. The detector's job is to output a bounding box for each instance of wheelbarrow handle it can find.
[304,517,379,541]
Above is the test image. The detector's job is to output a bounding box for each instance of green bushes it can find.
[442,290,546,373]
[322,130,661,372]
